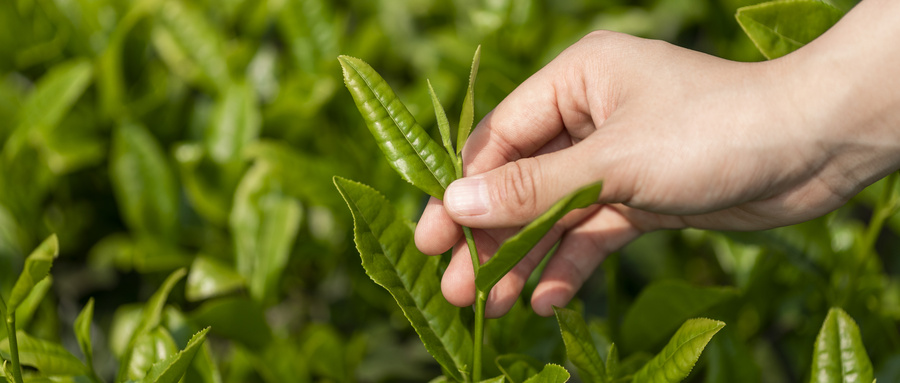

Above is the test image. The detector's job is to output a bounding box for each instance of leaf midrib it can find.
[344,58,446,188]
[343,186,464,371]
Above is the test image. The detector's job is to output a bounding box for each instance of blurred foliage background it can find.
[2,0,898,382]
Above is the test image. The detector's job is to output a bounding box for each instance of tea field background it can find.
[2,0,898,382]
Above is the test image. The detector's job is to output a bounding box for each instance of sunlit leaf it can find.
[110,122,179,240]
[622,280,735,353]
[523,364,570,383]
[457,45,481,153]
[0,331,87,376]
[117,269,187,382]
[206,80,260,167]
[230,163,303,303]
[631,318,725,383]
[554,307,606,383]
[810,308,873,383]
[7,234,58,313]
[141,327,210,383]
[127,327,179,380]
[736,0,844,59]
[153,1,231,92]
[338,56,457,199]
[186,256,245,302]
[4,59,92,161]
[74,298,95,374]
[476,182,602,293]
[334,177,472,382]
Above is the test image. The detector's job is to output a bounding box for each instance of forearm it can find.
[780,0,900,192]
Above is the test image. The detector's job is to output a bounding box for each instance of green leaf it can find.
[631,318,725,383]
[14,276,52,329]
[0,331,87,376]
[496,354,542,383]
[621,280,735,353]
[704,329,759,383]
[736,0,844,59]
[140,327,210,383]
[206,80,260,167]
[523,364,570,383]
[553,307,606,383]
[333,177,473,382]
[117,269,187,382]
[186,256,246,302]
[7,234,58,313]
[337,56,457,199]
[476,182,603,293]
[606,344,619,382]
[74,298,94,373]
[4,59,93,161]
[482,377,507,383]
[127,327,179,380]
[427,79,456,162]
[110,122,179,240]
[809,308,874,383]
[230,163,303,303]
[190,297,272,351]
[457,45,481,153]
[153,1,231,92]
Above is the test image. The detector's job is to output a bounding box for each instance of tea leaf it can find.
[140,327,211,383]
[206,80,260,167]
[190,297,273,351]
[4,59,92,160]
[606,344,619,382]
[186,256,246,302]
[0,331,87,376]
[457,45,481,153]
[553,307,607,383]
[7,234,58,313]
[622,280,735,353]
[110,122,179,240]
[74,298,95,373]
[127,327,179,380]
[736,0,844,59]
[230,163,303,303]
[154,1,231,92]
[631,318,725,383]
[475,182,602,293]
[427,79,456,162]
[338,56,457,199]
[523,364,570,383]
[809,308,874,383]
[334,176,473,382]
[496,354,542,383]
[482,376,507,383]
[117,269,187,382]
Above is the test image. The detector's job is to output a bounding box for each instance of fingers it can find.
[440,206,598,317]
[415,197,462,255]
[444,142,603,229]
[530,205,643,316]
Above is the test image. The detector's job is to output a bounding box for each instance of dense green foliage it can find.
[2,0,897,382]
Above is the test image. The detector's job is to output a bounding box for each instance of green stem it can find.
[5,314,24,383]
[473,291,486,383]
[841,172,899,306]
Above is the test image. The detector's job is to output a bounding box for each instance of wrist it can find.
[768,1,900,197]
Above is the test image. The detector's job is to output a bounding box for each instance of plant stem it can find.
[5,314,24,383]
[462,226,484,382]
[473,291,486,383]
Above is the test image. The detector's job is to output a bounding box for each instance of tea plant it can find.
[0,236,211,383]
[337,49,729,382]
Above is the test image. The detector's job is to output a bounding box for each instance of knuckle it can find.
[495,159,542,216]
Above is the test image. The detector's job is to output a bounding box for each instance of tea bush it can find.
[2,0,897,382]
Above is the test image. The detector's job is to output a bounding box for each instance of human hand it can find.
[415,3,900,318]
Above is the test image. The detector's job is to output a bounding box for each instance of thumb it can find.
[443,144,604,228]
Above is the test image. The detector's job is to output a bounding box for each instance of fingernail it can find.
[445,176,489,216]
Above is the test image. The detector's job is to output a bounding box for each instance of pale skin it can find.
[414,0,900,318]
